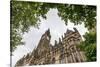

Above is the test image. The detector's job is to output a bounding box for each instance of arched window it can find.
[52,57,55,64]
[75,57,79,62]
[60,54,66,64]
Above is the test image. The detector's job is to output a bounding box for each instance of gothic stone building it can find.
[15,28,86,66]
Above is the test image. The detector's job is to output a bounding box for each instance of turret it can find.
[36,29,51,56]
[73,27,78,32]
[55,40,57,46]
[66,29,73,34]
[45,29,51,39]
[61,35,64,39]
[41,29,51,41]
[73,27,81,37]
[59,38,61,44]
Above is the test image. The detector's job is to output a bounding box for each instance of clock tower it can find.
[36,29,51,56]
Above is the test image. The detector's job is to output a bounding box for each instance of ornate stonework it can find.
[15,28,86,66]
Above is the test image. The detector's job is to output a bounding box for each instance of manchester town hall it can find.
[15,28,86,66]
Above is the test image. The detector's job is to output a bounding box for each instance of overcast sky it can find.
[12,8,88,67]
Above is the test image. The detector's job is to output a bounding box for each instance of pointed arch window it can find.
[52,57,55,64]
[60,54,66,63]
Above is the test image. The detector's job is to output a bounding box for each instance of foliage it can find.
[78,29,96,61]
[57,4,96,30]
[11,1,50,52]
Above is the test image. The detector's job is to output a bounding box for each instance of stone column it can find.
[74,46,81,62]
[70,48,76,63]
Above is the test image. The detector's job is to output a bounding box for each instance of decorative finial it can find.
[55,40,57,45]
[59,38,61,43]
[62,35,63,39]
[73,27,78,32]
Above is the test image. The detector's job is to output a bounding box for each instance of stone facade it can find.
[15,28,86,66]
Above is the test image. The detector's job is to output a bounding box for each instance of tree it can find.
[78,29,96,61]
[10,1,50,52]
[57,4,96,30]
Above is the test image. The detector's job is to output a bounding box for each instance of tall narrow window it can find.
[52,58,55,64]
[60,54,66,63]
